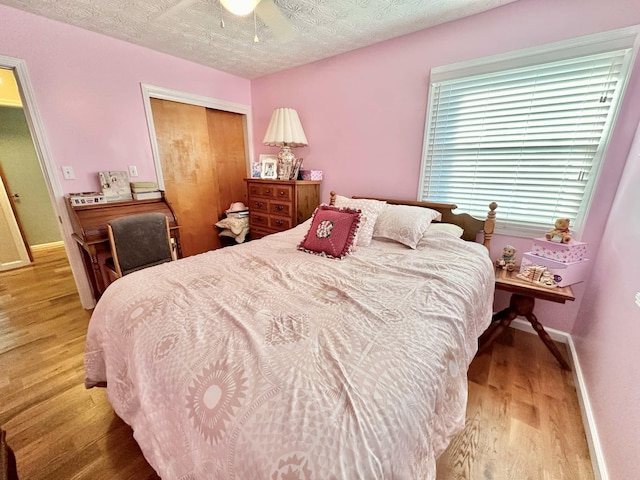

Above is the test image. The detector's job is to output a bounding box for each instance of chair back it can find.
[107,212,174,277]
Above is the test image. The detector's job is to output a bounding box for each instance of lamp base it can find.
[277,145,295,180]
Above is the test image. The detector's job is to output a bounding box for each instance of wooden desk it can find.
[66,196,180,301]
[478,268,575,370]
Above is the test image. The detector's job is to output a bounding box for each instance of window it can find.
[419,27,638,237]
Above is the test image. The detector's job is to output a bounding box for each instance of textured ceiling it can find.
[1,0,519,79]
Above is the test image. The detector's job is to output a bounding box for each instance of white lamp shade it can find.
[220,0,261,16]
[262,107,308,147]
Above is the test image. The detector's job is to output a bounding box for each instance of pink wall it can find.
[572,112,640,478]
[252,0,640,476]
[252,0,640,333]
[3,0,640,477]
[0,5,251,193]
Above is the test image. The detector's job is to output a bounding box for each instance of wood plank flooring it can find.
[0,245,158,480]
[437,328,595,479]
[0,245,594,479]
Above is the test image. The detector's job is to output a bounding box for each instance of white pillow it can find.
[333,195,386,246]
[429,222,464,238]
[373,204,442,249]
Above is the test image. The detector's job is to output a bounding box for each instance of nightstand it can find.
[478,267,575,370]
[244,179,321,239]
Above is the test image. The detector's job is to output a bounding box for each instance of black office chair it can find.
[105,212,175,281]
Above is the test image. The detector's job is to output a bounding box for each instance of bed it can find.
[84,193,497,479]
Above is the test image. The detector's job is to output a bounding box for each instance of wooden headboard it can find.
[329,191,497,251]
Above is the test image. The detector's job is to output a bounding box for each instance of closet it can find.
[150,98,248,256]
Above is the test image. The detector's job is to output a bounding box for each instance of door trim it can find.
[0,55,94,307]
[140,83,253,190]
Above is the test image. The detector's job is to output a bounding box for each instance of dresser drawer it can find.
[247,184,261,197]
[248,183,279,198]
[259,184,277,198]
[250,212,269,228]
[273,185,293,201]
[269,201,292,217]
[249,227,271,239]
[269,216,292,231]
[249,198,268,212]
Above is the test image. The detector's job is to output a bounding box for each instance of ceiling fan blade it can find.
[255,0,296,43]
[153,0,199,22]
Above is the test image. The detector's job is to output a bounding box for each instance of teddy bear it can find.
[495,245,517,271]
[545,218,572,243]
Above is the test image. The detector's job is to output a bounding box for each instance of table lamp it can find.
[263,107,308,180]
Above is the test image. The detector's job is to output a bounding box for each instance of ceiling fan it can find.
[155,0,296,42]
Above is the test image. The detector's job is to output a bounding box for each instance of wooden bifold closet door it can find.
[150,98,248,257]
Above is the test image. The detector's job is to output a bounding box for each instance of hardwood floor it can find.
[1,245,594,479]
[437,328,595,479]
[0,245,158,480]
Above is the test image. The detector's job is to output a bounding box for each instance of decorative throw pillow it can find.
[298,205,361,259]
[333,195,386,246]
[372,204,442,249]
[429,222,464,238]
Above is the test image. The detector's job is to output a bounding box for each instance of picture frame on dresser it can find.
[259,155,278,179]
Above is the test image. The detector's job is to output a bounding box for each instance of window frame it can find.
[418,26,640,239]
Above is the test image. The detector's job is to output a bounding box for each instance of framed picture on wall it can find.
[260,154,278,179]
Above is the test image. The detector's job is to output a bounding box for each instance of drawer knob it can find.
[276,205,284,211]
[264,189,271,194]
[278,190,286,196]
[255,202,263,208]
[275,220,284,226]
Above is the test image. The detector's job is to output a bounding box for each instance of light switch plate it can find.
[62,165,75,180]
[128,165,138,177]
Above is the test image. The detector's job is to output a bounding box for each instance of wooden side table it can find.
[478,268,575,370]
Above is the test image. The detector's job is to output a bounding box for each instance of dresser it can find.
[245,179,321,239]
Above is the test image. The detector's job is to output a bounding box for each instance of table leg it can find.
[478,307,517,353]
[478,293,571,371]
[525,311,571,371]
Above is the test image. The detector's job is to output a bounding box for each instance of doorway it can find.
[0,68,61,271]
[0,55,93,308]
[142,84,253,257]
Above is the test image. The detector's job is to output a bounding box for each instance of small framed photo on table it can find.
[260,154,278,179]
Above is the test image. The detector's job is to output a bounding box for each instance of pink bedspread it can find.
[85,224,494,479]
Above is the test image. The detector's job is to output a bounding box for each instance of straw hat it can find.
[226,202,248,213]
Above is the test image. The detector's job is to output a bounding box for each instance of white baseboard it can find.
[510,319,608,480]
[30,241,65,251]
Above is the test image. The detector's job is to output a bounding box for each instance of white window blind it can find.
[419,39,635,237]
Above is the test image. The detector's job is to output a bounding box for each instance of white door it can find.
[0,173,30,270]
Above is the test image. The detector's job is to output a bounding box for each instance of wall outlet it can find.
[62,165,75,180]
[128,165,138,177]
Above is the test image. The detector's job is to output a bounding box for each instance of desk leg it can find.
[478,293,571,371]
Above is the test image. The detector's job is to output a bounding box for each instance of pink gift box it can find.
[530,237,587,264]
[520,252,590,287]
[301,170,323,181]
